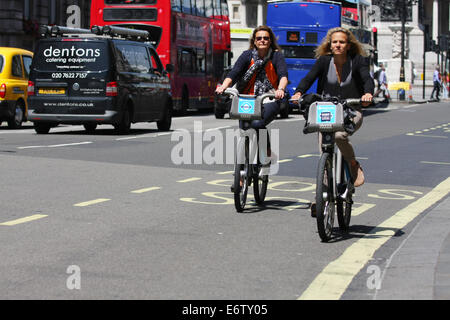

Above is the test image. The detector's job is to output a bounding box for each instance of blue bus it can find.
[267,0,341,110]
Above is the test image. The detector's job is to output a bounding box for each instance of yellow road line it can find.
[131,186,161,194]
[177,177,202,183]
[0,214,48,226]
[298,154,320,158]
[413,134,448,138]
[278,159,293,163]
[421,161,450,165]
[217,171,234,175]
[299,176,450,300]
[74,198,111,207]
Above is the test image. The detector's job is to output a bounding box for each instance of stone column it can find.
[257,1,264,27]
[432,0,439,41]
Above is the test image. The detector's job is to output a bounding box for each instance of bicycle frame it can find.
[223,88,275,212]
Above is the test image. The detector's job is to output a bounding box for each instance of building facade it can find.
[371,0,449,84]
[0,0,91,51]
[1,0,448,84]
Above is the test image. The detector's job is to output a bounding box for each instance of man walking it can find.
[374,63,388,100]
[430,65,441,101]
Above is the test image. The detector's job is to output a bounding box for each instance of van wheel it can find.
[157,104,172,131]
[8,102,24,129]
[83,123,97,133]
[114,107,131,134]
[34,123,51,134]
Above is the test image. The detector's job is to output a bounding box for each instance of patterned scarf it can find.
[251,49,274,96]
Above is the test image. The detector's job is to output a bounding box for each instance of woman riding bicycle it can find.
[291,27,374,187]
[215,25,288,159]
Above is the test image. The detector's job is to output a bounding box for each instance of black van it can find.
[27,25,174,134]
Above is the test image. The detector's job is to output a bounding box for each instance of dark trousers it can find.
[430,81,440,100]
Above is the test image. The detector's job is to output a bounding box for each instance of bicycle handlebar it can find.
[224,88,277,103]
[289,95,384,110]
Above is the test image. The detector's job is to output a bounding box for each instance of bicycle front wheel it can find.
[337,159,353,232]
[253,165,268,204]
[234,139,250,212]
[316,152,335,242]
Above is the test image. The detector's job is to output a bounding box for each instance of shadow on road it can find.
[325,224,405,243]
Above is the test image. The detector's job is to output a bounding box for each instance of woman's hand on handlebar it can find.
[215,84,227,95]
[290,92,302,104]
[361,93,373,107]
[275,88,285,100]
[215,78,232,95]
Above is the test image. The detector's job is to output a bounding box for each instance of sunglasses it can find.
[255,36,270,41]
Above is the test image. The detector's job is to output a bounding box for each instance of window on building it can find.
[232,5,240,21]
[246,4,257,28]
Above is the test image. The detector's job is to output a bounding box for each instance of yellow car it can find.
[0,47,33,128]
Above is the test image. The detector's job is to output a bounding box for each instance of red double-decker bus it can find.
[90,0,231,114]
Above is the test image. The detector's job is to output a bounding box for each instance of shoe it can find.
[350,160,365,187]
[310,202,316,217]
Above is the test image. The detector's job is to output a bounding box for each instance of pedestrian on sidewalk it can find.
[374,63,389,100]
[430,65,441,101]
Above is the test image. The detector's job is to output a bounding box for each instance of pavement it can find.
[369,91,450,300]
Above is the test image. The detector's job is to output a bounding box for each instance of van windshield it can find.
[34,40,109,71]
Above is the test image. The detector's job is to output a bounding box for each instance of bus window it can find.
[106,0,156,4]
[197,49,205,73]
[182,0,191,14]
[205,0,213,18]
[195,0,205,17]
[171,0,181,12]
[103,8,157,21]
[213,0,221,18]
[220,0,229,19]
[179,49,196,74]
[281,46,316,59]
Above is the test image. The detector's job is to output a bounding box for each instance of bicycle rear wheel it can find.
[337,159,353,232]
[316,152,335,242]
[253,165,268,204]
[234,139,250,212]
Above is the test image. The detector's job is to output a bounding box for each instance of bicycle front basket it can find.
[304,101,345,133]
[229,94,263,120]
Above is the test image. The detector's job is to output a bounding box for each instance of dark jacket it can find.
[295,54,374,98]
[227,49,288,86]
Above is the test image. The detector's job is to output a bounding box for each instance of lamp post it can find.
[399,0,406,82]
[398,0,418,82]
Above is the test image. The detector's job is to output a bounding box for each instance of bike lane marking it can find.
[0,214,48,226]
[298,176,450,300]
[177,177,202,183]
[73,198,111,207]
[130,186,161,194]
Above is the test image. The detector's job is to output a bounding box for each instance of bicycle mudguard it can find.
[304,101,345,133]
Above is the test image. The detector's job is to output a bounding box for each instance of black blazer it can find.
[295,54,374,98]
